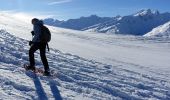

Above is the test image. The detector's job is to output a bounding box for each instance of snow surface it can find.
[0,12,170,100]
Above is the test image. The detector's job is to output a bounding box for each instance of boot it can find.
[43,70,50,76]
[25,65,35,71]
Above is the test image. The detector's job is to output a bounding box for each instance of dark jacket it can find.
[32,20,43,42]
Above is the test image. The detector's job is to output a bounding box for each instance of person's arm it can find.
[32,25,41,42]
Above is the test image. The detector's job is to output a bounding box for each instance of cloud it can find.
[48,0,72,5]
[0,10,17,14]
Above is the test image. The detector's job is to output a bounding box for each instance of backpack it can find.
[40,25,51,43]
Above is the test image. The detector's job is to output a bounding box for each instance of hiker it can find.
[25,18,50,76]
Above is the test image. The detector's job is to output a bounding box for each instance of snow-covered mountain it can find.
[44,15,112,30]
[84,9,170,35]
[144,21,170,37]
[43,9,170,36]
[0,12,170,99]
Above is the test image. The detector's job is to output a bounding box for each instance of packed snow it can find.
[0,12,170,100]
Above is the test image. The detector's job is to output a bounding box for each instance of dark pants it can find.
[29,43,49,71]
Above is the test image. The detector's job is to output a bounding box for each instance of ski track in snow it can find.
[0,30,170,100]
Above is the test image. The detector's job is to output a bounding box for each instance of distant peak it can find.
[134,9,160,16]
[79,15,99,19]
[90,15,98,17]
[87,15,99,18]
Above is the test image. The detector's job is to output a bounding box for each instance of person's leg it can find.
[29,44,39,67]
[39,43,49,72]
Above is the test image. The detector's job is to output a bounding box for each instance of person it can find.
[25,18,50,76]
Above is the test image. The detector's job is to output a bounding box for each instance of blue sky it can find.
[0,0,170,20]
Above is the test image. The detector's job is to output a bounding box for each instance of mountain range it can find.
[44,9,170,36]
[43,15,112,30]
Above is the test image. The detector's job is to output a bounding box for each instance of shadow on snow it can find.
[26,72,62,100]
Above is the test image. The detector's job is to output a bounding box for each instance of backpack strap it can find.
[47,43,50,52]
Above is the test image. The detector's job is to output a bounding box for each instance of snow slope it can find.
[0,12,170,99]
[144,21,170,37]
[0,29,170,100]
[0,13,32,40]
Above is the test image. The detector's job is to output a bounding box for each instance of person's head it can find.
[31,18,39,25]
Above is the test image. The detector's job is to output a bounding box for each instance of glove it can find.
[29,41,33,46]
[31,31,35,36]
